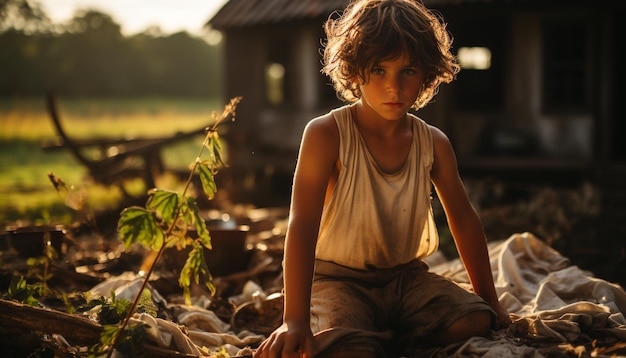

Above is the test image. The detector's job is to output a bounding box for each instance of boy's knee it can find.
[435,310,492,346]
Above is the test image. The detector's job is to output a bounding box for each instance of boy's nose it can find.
[386,76,401,92]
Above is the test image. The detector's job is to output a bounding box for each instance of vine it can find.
[104,96,242,357]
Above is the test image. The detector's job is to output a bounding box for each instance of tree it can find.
[0,5,223,97]
[0,0,51,34]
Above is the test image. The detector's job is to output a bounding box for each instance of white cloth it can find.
[428,232,626,357]
[86,274,265,356]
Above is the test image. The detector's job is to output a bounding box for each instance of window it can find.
[458,47,492,70]
[265,62,285,105]
[454,45,502,110]
[449,17,506,111]
[265,30,290,106]
[542,20,590,112]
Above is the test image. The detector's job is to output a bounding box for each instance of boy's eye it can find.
[403,68,417,75]
[371,68,384,75]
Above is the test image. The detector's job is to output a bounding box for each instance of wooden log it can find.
[0,298,102,345]
[0,299,202,357]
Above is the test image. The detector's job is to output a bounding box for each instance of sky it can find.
[38,0,229,36]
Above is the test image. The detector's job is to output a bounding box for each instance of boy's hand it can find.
[254,321,314,358]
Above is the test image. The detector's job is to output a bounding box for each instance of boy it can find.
[254,0,510,357]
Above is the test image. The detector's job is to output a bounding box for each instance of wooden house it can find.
[208,0,622,175]
[208,1,346,175]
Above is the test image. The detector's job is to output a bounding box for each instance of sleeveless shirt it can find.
[315,105,439,269]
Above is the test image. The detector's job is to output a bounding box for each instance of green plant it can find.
[25,237,59,298]
[81,290,157,325]
[105,97,241,357]
[80,290,156,357]
[1,275,43,306]
[92,322,148,358]
[3,246,78,313]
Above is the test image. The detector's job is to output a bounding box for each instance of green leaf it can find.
[187,197,212,249]
[2,276,41,306]
[138,289,157,317]
[146,189,180,227]
[98,322,147,357]
[100,324,121,347]
[211,135,226,168]
[204,134,226,168]
[117,207,163,249]
[179,244,215,305]
[204,136,215,164]
[198,164,217,200]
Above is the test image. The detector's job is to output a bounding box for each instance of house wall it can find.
[222,28,266,139]
[437,3,607,175]
[222,20,337,177]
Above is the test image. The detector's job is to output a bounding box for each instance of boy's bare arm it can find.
[283,116,338,320]
[256,114,339,358]
[429,126,510,326]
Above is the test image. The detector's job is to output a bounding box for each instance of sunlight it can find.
[38,0,228,36]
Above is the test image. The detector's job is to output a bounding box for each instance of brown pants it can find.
[310,259,495,356]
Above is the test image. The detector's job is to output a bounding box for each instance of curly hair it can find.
[321,0,460,109]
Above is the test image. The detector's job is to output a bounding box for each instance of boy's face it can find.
[358,52,424,121]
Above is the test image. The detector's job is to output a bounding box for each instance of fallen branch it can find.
[0,298,102,345]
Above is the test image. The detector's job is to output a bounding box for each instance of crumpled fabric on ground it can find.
[426,232,626,357]
[132,312,209,356]
[84,272,265,355]
[131,309,264,356]
[178,308,231,333]
[450,335,545,358]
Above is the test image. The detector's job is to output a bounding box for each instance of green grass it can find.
[0,96,224,228]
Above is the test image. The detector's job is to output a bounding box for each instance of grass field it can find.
[0,96,224,227]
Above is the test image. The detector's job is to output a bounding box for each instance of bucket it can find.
[160,225,252,277]
[7,225,66,258]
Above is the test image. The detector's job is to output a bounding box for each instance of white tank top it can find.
[315,105,439,269]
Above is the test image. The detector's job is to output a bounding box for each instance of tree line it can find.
[0,0,223,97]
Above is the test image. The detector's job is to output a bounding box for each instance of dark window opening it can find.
[266,33,291,106]
[449,17,506,111]
[542,20,590,113]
